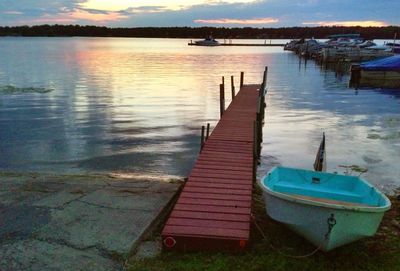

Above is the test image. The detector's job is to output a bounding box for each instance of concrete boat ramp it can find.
[0,172,181,271]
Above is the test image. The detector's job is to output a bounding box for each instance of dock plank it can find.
[161,83,261,251]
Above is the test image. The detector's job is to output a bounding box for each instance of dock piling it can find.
[262,66,268,97]
[231,75,235,100]
[200,125,205,152]
[206,123,210,140]
[240,72,244,87]
[219,83,225,117]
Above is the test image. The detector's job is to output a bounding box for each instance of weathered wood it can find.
[162,82,263,252]
[219,83,225,117]
[200,125,205,152]
[262,66,268,97]
[231,75,235,100]
[253,120,258,159]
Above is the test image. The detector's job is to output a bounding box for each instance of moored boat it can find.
[259,166,391,251]
[193,36,220,46]
[350,55,400,88]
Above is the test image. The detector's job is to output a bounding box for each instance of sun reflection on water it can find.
[0,37,399,191]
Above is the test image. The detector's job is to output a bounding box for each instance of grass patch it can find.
[127,187,400,271]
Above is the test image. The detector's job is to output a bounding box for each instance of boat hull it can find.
[359,70,400,88]
[260,166,391,251]
[263,192,385,251]
[194,41,220,46]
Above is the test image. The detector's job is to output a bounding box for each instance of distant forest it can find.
[0,25,399,39]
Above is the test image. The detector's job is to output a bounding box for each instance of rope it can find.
[251,213,336,259]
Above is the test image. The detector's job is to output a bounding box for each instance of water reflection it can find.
[261,53,400,192]
[0,37,270,177]
[0,37,399,190]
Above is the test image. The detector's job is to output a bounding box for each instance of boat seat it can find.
[288,194,375,207]
[273,183,363,203]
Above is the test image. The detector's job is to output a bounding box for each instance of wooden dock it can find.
[161,69,267,252]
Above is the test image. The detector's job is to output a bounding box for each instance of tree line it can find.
[0,24,399,39]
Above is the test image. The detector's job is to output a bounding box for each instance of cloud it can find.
[69,9,127,22]
[123,6,170,14]
[302,20,389,27]
[12,9,127,25]
[194,17,279,25]
[0,0,399,27]
[3,11,23,15]
[80,0,257,12]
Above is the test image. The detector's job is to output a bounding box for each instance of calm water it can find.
[0,37,399,191]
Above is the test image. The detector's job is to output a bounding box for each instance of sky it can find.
[0,0,399,28]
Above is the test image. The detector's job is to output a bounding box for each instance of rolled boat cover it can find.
[360,55,400,71]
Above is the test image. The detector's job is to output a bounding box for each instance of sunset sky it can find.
[0,0,399,27]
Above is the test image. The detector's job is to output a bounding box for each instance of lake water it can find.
[0,37,399,191]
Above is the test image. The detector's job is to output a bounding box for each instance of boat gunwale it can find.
[259,166,391,213]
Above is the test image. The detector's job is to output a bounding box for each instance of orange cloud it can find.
[194,18,279,24]
[69,9,127,22]
[302,20,388,27]
[14,9,127,25]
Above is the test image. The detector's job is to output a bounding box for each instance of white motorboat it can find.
[194,37,220,46]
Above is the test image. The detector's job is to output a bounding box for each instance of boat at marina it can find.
[193,36,220,46]
[285,33,398,63]
[385,42,400,53]
[325,34,364,47]
[350,55,400,88]
[321,46,394,62]
[259,166,391,251]
[284,39,304,51]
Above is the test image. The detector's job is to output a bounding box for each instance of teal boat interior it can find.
[262,167,391,209]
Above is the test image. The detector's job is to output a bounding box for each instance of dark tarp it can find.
[361,55,400,71]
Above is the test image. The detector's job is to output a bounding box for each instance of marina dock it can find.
[161,69,267,251]
[188,42,284,47]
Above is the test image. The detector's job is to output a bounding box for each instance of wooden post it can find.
[231,75,235,100]
[350,65,361,89]
[240,72,244,88]
[222,76,225,85]
[262,66,268,97]
[252,121,258,182]
[219,83,225,117]
[258,66,268,122]
[260,67,267,98]
[200,125,205,153]
[206,123,210,140]
[257,112,262,153]
[253,121,258,159]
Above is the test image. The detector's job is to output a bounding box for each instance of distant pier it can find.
[188,41,284,47]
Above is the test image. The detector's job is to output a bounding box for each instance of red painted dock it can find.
[161,72,266,251]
